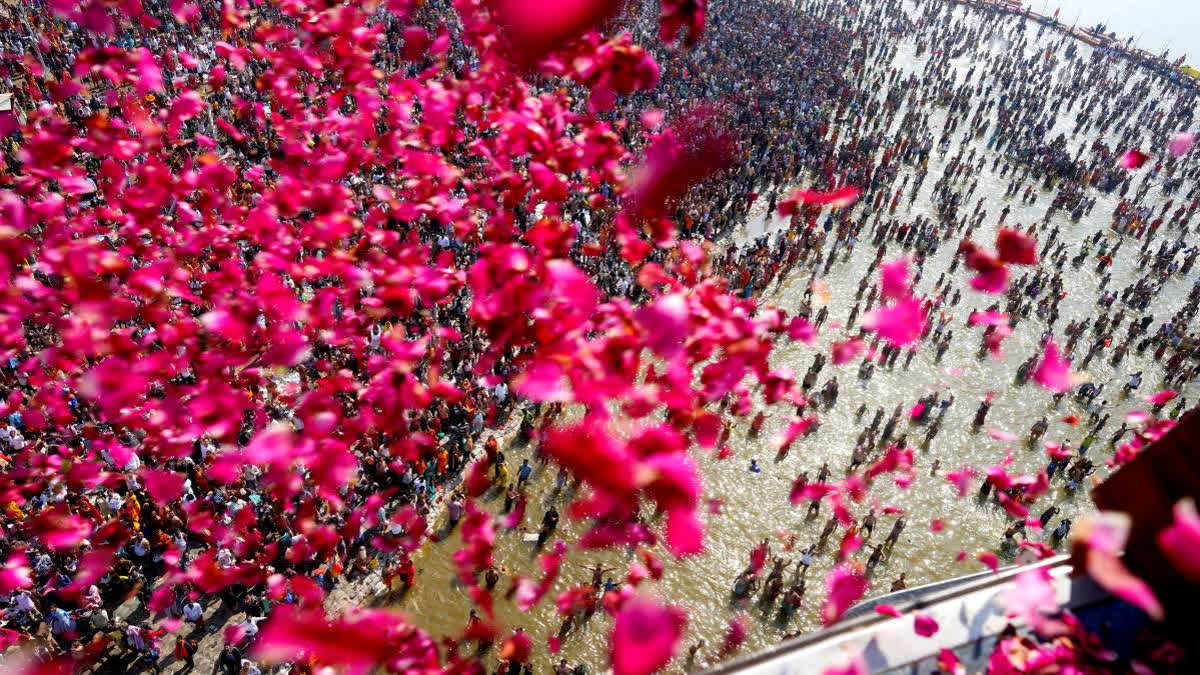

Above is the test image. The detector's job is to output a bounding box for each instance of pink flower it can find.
[1084,547,1163,620]
[775,415,819,452]
[31,507,91,551]
[1157,498,1200,582]
[930,519,945,532]
[970,265,1009,294]
[500,630,533,663]
[1125,410,1151,424]
[624,107,736,221]
[515,360,571,402]
[254,606,439,672]
[610,597,687,675]
[977,551,999,572]
[1076,514,1164,619]
[1032,339,1072,392]
[787,316,817,343]
[875,604,902,618]
[913,613,939,637]
[960,240,1010,294]
[1119,149,1151,169]
[465,459,492,498]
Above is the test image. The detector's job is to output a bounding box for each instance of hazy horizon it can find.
[1041,0,1200,65]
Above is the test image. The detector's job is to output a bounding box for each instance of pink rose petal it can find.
[1168,132,1196,157]
[610,597,687,675]
[913,613,939,637]
[1119,149,1151,169]
[1032,339,1073,393]
[1157,498,1200,582]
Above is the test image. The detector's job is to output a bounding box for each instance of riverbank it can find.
[950,0,1198,81]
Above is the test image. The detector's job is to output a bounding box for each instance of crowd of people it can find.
[0,0,1198,673]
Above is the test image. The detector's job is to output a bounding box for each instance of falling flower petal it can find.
[821,564,869,625]
[879,257,911,301]
[995,228,1038,265]
[140,468,186,504]
[1119,149,1151,170]
[636,293,690,360]
[1144,389,1177,405]
[1158,498,1200,583]
[1168,132,1196,157]
[863,297,926,346]
[938,648,965,675]
[610,597,687,675]
[1032,339,1072,392]
[875,604,902,618]
[489,0,621,67]
[913,613,939,637]
[831,338,866,365]
[1084,548,1163,621]
[988,428,1018,442]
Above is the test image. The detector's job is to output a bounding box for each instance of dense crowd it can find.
[1,0,1198,673]
[0,0,854,672]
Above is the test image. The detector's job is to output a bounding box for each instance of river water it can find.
[395,1,1197,671]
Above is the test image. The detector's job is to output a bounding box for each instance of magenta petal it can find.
[969,265,1009,293]
[636,293,689,359]
[1086,549,1164,620]
[875,604,902,618]
[787,316,817,343]
[913,613,939,637]
[664,508,705,557]
[515,360,571,402]
[1144,389,1177,405]
[1168,132,1196,157]
[879,257,911,301]
[141,468,186,504]
[831,338,865,365]
[1032,339,1072,392]
[863,297,925,346]
[995,228,1038,265]
[1119,149,1151,169]
[610,597,687,675]
[821,563,869,625]
[1158,498,1200,582]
